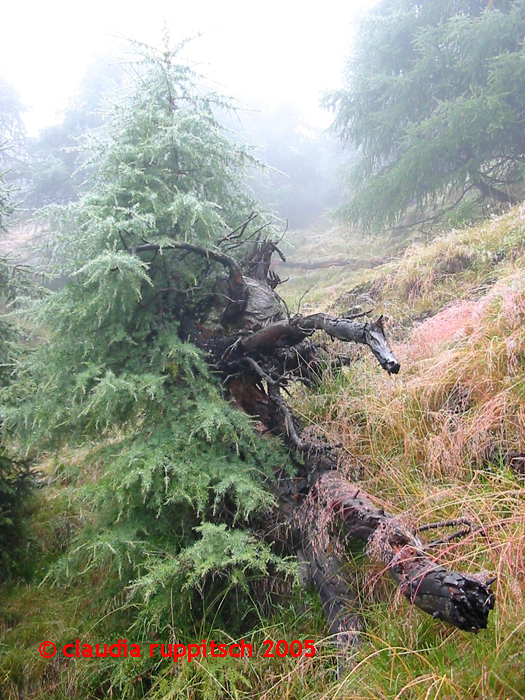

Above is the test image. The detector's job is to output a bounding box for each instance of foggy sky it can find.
[1,0,375,134]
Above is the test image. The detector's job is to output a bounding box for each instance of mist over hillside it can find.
[2,3,525,699]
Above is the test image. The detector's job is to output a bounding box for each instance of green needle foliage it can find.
[327,0,525,231]
[2,41,290,635]
[1,149,34,579]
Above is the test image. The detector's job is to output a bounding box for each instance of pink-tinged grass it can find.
[289,254,525,697]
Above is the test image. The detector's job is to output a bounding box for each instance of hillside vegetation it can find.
[2,207,525,699]
[285,206,525,698]
[284,207,525,316]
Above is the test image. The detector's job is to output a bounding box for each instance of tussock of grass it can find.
[379,206,525,317]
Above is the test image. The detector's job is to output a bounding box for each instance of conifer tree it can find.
[3,40,496,661]
[0,148,33,578]
[327,0,525,231]
[3,41,288,631]
[26,55,125,209]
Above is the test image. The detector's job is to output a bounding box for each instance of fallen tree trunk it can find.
[129,223,496,645]
[315,472,495,632]
[272,256,389,271]
[267,390,495,636]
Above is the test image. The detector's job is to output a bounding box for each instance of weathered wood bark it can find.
[299,533,362,652]
[298,314,400,374]
[315,472,495,632]
[267,391,495,636]
[235,315,399,375]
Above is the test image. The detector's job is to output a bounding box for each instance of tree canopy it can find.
[327,0,525,231]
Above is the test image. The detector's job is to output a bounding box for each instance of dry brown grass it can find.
[284,211,525,698]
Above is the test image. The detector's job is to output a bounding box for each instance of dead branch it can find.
[131,239,249,324]
[314,472,494,632]
[240,314,400,374]
[264,388,494,634]
[273,256,389,271]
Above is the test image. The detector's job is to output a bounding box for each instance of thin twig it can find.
[416,518,471,533]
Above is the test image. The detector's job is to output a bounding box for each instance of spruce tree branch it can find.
[383,186,475,235]
[131,239,244,283]
[472,176,518,205]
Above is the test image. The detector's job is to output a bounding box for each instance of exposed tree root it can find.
[129,223,496,648]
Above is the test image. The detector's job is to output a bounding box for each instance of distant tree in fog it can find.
[238,100,342,228]
[0,75,27,192]
[0,76,25,156]
[26,55,125,209]
[327,0,525,232]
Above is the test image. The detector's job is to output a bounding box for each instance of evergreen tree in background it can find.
[25,55,125,209]
[0,76,26,167]
[3,41,289,635]
[327,0,525,232]
[0,145,33,579]
[238,100,341,227]
[0,75,28,203]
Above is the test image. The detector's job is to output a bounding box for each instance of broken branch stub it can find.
[298,313,400,374]
[239,314,400,374]
[315,472,495,633]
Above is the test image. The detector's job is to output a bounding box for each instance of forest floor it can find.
[2,207,525,699]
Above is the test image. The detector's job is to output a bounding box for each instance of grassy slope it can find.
[2,209,525,698]
[284,207,525,698]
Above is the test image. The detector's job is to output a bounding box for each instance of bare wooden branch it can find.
[273,256,389,271]
[132,240,244,283]
[314,472,495,633]
[240,314,400,374]
[131,239,249,324]
[298,314,400,374]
